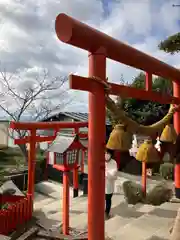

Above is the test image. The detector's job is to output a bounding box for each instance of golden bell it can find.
[106,124,132,151]
[136,139,160,163]
[160,124,177,143]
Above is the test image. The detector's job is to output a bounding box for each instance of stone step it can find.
[35,214,62,230]
[149,225,172,240]
[34,191,87,204]
[34,192,49,201]
[34,195,88,214]
[35,181,60,193]
[34,210,65,230]
[35,210,88,231]
[69,200,88,213]
[110,194,125,207]
[156,201,180,212]
[35,193,155,226]
[111,201,149,219]
[34,197,56,210]
[107,203,157,238]
[136,204,156,214]
[34,178,179,239]
[44,198,88,220]
[33,192,59,209]
[105,215,134,237]
[35,180,83,199]
[68,203,156,238]
[43,198,154,222]
[70,212,88,229]
[110,213,174,240]
[46,211,77,222]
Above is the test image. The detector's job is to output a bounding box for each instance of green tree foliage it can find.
[158,32,180,54]
[113,73,172,125]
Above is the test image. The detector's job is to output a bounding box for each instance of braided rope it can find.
[89,76,180,135]
[90,76,111,92]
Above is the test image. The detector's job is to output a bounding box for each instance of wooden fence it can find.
[0,194,32,235]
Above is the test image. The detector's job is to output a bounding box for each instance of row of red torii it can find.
[10,13,180,240]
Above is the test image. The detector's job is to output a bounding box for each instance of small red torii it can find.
[10,121,88,200]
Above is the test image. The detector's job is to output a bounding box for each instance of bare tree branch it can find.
[0,66,71,160]
[0,71,25,101]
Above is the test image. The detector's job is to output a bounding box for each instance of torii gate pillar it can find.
[173,81,180,198]
[88,47,106,240]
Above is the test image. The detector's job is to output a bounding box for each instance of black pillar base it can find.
[83,177,88,195]
[73,188,79,198]
[175,188,180,199]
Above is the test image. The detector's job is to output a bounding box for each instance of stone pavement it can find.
[33,173,178,240]
[0,235,10,240]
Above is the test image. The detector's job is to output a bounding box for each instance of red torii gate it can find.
[10,121,88,200]
[55,13,180,240]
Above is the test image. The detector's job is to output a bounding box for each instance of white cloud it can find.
[0,0,180,116]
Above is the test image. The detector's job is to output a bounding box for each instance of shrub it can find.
[0,151,9,162]
[122,180,145,204]
[3,147,23,157]
[0,203,9,210]
[146,181,173,206]
[159,162,174,180]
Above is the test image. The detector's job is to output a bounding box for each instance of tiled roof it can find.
[43,112,111,125]
[61,112,89,122]
[48,133,87,153]
[48,134,76,153]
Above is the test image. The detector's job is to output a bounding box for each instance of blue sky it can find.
[0,0,180,118]
[101,0,180,44]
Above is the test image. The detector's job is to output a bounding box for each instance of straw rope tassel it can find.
[160,124,177,143]
[106,124,132,151]
[136,139,160,163]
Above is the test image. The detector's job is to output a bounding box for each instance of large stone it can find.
[0,180,24,196]
[146,181,173,206]
[3,188,16,195]
[122,180,145,205]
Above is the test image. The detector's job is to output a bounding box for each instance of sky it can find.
[0,0,180,115]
